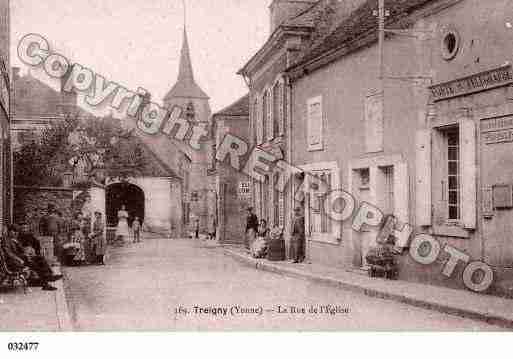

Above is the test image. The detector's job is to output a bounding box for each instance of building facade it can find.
[137,28,213,236]
[0,0,10,231]
[239,0,323,256]
[11,69,183,237]
[210,94,250,244]
[283,0,513,295]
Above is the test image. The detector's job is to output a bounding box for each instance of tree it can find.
[14,115,146,187]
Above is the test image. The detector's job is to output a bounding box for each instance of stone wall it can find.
[13,186,73,235]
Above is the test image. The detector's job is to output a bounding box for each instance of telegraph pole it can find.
[378,0,385,87]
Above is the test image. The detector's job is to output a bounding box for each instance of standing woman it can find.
[90,211,106,265]
[115,205,130,243]
[80,213,92,262]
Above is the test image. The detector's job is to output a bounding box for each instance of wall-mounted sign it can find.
[493,184,513,209]
[481,116,513,144]
[430,65,513,101]
[238,182,251,198]
[482,186,493,218]
[482,129,513,144]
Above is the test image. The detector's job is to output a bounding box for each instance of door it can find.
[355,168,373,267]
[304,165,340,244]
[354,166,394,267]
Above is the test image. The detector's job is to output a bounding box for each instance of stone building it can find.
[210,94,250,244]
[280,0,513,295]
[240,0,513,295]
[11,72,181,237]
[11,68,79,149]
[135,28,214,236]
[238,0,325,256]
[0,0,11,231]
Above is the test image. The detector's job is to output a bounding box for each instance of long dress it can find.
[91,217,106,263]
[115,210,130,239]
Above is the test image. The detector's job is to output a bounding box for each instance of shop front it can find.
[417,64,513,294]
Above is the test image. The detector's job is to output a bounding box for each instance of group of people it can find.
[1,223,63,291]
[61,210,106,266]
[113,205,142,244]
[244,206,305,263]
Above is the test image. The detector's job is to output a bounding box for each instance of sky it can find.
[10,0,272,113]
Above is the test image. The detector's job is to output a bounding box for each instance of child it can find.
[132,217,141,243]
[251,219,269,258]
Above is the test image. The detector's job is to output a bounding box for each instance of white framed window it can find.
[433,121,476,229]
[300,162,340,243]
[307,95,323,151]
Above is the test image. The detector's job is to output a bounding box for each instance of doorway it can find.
[353,166,395,267]
[106,183,145,227]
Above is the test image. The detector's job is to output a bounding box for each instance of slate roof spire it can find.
[164,27,209,101]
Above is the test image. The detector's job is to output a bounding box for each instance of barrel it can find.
[267,237,285,261]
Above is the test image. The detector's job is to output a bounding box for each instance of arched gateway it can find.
[106,182,145,227]
[104,177,181,237]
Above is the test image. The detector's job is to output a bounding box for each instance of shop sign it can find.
[238,182,251,198]
[430,65,513,101]
[481,116,513,144]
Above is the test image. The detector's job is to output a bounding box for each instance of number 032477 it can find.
[7,342,39,351]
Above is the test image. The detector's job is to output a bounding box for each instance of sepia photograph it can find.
[0,0,512,355]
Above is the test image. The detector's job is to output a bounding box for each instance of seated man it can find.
[2,224,62,291]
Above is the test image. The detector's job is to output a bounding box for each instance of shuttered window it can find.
[393,162,409,224]
[365,92,384,153]
[272,82,281,138]
[258,95,264,145]
[434,121,476,229]
[307,96,323,151]
[460,120,476,229]
[281,82,287,136]
[252,98,258,145]
[266,89,273,142]
[273,172,280,227]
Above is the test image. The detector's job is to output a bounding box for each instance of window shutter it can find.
[307,96,323,151]
[257,97,263,144]
[415,129,431,226]
[331,169,342,240]
[365,92,384,153]
[461,120,476,229]
[280,83,286,136]
[267,90,273,141]
[394,162,409,224]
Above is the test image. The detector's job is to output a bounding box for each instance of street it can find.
[62,236,501,331]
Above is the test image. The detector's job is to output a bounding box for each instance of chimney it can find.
[269,0,317,33]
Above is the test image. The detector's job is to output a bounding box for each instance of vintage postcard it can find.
[0,0,512,353]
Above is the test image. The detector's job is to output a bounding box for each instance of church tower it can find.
[163,26,212,233]
[163,28,211,123]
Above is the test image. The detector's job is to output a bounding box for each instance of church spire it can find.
[164,26,209,102]
[177,27,195,84]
